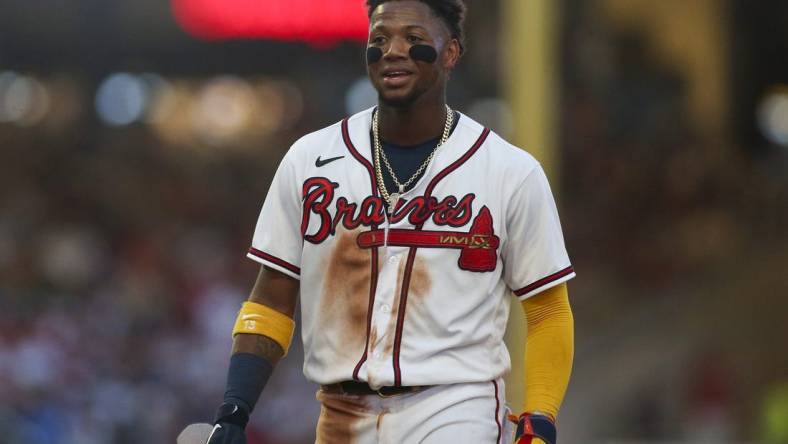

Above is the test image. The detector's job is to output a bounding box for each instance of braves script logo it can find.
[301,177,499,272]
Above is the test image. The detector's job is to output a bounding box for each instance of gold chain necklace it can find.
[373,105,453,213]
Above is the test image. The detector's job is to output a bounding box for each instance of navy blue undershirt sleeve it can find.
[223,352,273,413]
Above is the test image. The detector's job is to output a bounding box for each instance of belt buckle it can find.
[376,386,398,398]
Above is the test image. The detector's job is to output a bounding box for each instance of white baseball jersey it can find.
[247,107,575,389]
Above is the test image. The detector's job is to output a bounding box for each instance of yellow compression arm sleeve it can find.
[521,282,574,420]
[232,301,295,356]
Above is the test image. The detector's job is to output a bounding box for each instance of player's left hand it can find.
[512,412,556,444]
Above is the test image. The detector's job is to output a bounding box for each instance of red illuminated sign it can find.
[171,0,370,46]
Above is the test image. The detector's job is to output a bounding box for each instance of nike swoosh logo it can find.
[316,155,345,167]
[241,314,264,321]
[206,423,222,442]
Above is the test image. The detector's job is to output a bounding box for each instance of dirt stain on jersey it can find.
[381,252,432,357]
[368,326,378,354]
[316,390,370,444]
[376,411,387,432]
[397,253,432,317]
[322,228,375,349]
[408,254,431,297]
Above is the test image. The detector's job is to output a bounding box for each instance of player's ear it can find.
[442,38,461,70]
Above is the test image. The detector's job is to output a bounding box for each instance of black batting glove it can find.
[205,403,249,444]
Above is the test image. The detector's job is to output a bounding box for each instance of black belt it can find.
[322,381,432,398]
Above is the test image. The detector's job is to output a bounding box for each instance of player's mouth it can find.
[381,69,414,87]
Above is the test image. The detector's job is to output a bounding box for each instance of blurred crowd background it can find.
[1,0,786,443]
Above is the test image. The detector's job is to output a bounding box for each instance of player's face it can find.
[367,1,460,108]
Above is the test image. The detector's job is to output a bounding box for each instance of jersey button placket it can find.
[367,252,399,386]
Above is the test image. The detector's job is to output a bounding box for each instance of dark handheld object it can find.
[515,413,557,444]
[366,44,439,65]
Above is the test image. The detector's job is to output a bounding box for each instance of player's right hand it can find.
[205,403,249,444]
[205,422,246,444]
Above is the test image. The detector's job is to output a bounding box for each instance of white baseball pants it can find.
[315,378,514,444]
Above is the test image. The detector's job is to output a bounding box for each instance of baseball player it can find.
[205,1,575,443]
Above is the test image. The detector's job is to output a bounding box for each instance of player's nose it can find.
[382,36,409,61]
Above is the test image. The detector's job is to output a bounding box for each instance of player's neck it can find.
[377,99,449,147]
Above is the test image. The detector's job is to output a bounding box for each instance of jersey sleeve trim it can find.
[513,265,575,300]
[247,247,301,280]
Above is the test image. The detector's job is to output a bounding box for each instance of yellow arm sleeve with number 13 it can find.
[521,282,574,422]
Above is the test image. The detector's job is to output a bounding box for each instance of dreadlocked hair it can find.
[366,0,467,54]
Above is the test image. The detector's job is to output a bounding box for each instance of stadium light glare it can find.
[95,73,149,127]
[192,76,256,145]
[757,87,788,148]
[0,71,18,123]
[0,72,50,127]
